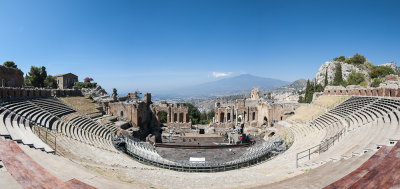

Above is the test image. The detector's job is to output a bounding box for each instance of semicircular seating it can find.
[0,97,118,152]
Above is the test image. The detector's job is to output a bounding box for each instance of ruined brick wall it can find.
[212,98,297,128]
[152,102,190,127]
[323,87,399,98]
[0,66,24,87]
[108,97,190,128]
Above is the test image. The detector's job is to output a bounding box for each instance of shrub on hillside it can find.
[371,78,385,87]
[370,66,394,78]
[345,53,366,65]
[74,82,97,89]
[360,81,368,87]
[333,56,346,62]
[347,71,365,85]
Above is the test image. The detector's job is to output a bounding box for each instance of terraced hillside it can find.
[59,96,102,118]
[288,95,350,123]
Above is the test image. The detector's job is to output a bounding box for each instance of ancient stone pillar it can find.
[235,109,238,125]
[218,108,221,123]
[225,109,228,123]
[231,108,233,123]
[167,108,171,125]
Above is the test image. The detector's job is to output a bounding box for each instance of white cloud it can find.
[212,72,232,78]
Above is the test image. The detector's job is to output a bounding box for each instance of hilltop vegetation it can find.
[302,53,399,103]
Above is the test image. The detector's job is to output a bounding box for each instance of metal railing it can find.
[114,134,284,173]
[32,124,57,154]
[296,128,345,168]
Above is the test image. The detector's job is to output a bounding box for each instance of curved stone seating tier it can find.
[1,97,116,152]
[298,96,400,169]
[0,107,54,152]
[0,138,93,188]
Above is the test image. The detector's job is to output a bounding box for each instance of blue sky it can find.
[0,0,399,94]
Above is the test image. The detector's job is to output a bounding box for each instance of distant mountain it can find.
[155,74,289,99]
[285,78,307,89]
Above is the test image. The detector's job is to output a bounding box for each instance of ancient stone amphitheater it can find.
[0,87,399,188]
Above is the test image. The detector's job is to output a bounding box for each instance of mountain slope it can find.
[157,74,289,98]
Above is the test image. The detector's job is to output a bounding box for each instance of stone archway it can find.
[220,112,225,123]
[157,110,168,124]
[179,113,184,122]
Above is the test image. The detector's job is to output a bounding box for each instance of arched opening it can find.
[252,112,256,121]
[120,111,124,117]
[138,117,142,126]
[220,112,225,123]
[179,113,184,122]
[280,116,283,121]
[268,132,275,137]
[158,110,168,124]
[227,113,231,121]
[174,113,177,122]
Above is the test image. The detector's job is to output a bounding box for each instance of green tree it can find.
[304,80,314,103]
[332,63,344,86]
[371,78,385,87]
[315,83,324,92]
[44,75,58,89]
[185,103,201,124]
[112,88,118,96]
[158,111,168,124]
[370,66,394,78]
[347,71,365,85]
[3,61,18,69]
[345,53,366,65]
[24,66,47,88]
[298,96,304,103]
[333,56,346,62]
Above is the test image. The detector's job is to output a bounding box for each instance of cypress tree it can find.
[324,69,328,87]
[333,63,343,86]
[304,80,314,103]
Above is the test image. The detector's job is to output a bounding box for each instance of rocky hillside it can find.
[315,60,397,85]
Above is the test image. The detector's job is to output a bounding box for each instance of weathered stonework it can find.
[0,87,82,100]
[0,66,24,87]
[55,73,78,89]
[315,61,369,85]
[211,88,297,128]
[108,93,191,130]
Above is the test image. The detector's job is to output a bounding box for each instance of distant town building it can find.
[0,65,24,87]
[55,73,78,89]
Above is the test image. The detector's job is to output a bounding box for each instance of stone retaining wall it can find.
[323,87,400,97]
[0,87,82,99]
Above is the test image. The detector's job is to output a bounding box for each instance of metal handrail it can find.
[296,127,345,168]
[114,134,284,173]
